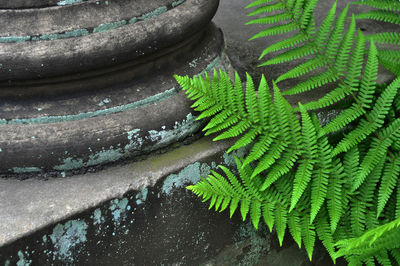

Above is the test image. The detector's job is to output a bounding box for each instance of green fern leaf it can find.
[343,29,366,91]
[315,212,336,261]
[257,74,272,126]
[303,83,351,110]
[245,0,277,9]
[343,146,360,189]
[350,199,367,237]
[310,136,331,223]
[315,0,337,47]
[213,120,252,141]
[378,49,400,65]
[325,4,349,60]
[250,200,262,229]
[245,73,260,123]
[246,13,293,25]
[249,22,299,41]
[261,147,300,190]
[358,41,379,109]
[391,249,400,264]
[275,203,288,246]
[282,69,337,95]
[397,181,400,219]
[354,0,400,12]
[203,109,233,131]
[233,72,246,117]
[260,43,317,66]
[355,11,400,25]
[301,214,316,261]
[327,158,345,232]
[251,139,288,179]
[299,0,318,29]
[288,210,302,248]
[367,32,400,45]
[276,55,327,83]
[230,197,240,218]
[242,132,276,167]
[263,202,275,232]
[352,119,400,191]
[333,76,400,156]
[333,15,357,76]
[290,104,317,211]
[246,2,285,16]
[259,33,308,60]
[377,155,400,217]
[204,116,240,135]
[240,198,250,221]
[321,104,365,135]
[227,127,261,153]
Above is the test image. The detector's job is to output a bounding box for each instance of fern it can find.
[176,0,400,264]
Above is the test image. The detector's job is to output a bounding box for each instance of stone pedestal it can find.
[0,0,232,175]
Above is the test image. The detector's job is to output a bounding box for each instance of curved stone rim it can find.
[0,24,233,176]
[0,0,185,37]
[0,0,219,81]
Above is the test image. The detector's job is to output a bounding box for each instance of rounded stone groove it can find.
[0,0,218,82]
[0,22,233,175]
[0,0,179,36]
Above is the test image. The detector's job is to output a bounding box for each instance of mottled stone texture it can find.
[0,0,231,175]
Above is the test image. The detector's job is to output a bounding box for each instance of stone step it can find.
[0,136,339,265]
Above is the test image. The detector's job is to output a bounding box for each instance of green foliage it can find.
[175,0,400,264]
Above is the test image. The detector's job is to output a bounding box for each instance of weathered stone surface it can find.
[0,0,231,175]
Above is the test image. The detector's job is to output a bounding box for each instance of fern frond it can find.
[321,104,365,135]
[246,2,285,16]
[245,73,260,123]
[288,210,302,248]
[303,83,351,110]
[324,4,349,60]
[227,127,261,153]
[276,55,327,83]
[251,139,287,179]
[353,0,400,12]
[355,11,400,25]
[377,155,400,217]
[242,132,276,167]
[260,147,300,189]
[310,121,332,223]
[290,103,317,211]
[249,22,299,41]
[333,15,357,76]
[314,0,337,47]
[275,203,288,246]
[282,69,337,95]
[245,0,277,9]
[301,213,316,261]
[367,32,400,45]
[259,33,309,60]
[326,158,345,232]
[259,43,317,66]
[352,119,400,191]
[246,13,293,25]
[343,30,366,91]
[262,202,275,232]
[315,211,337,261]
[333,76,400,156]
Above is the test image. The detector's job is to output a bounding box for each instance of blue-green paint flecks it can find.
[172,0,185,7]
[0,88,177,125]
[109,198,129,226]
[0,1,187,43]
[12,167,41,173]
[137,6,168,21]
[136,188,148,205]
[16,251,31,266]
[49,220,88,262]
[57,0,83,5]
[54,158,84,171]
[161,162,203,195]
[93,20,127,33]
[39,29,89,41]
[0,36,30,43]
[92,208,104,225]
